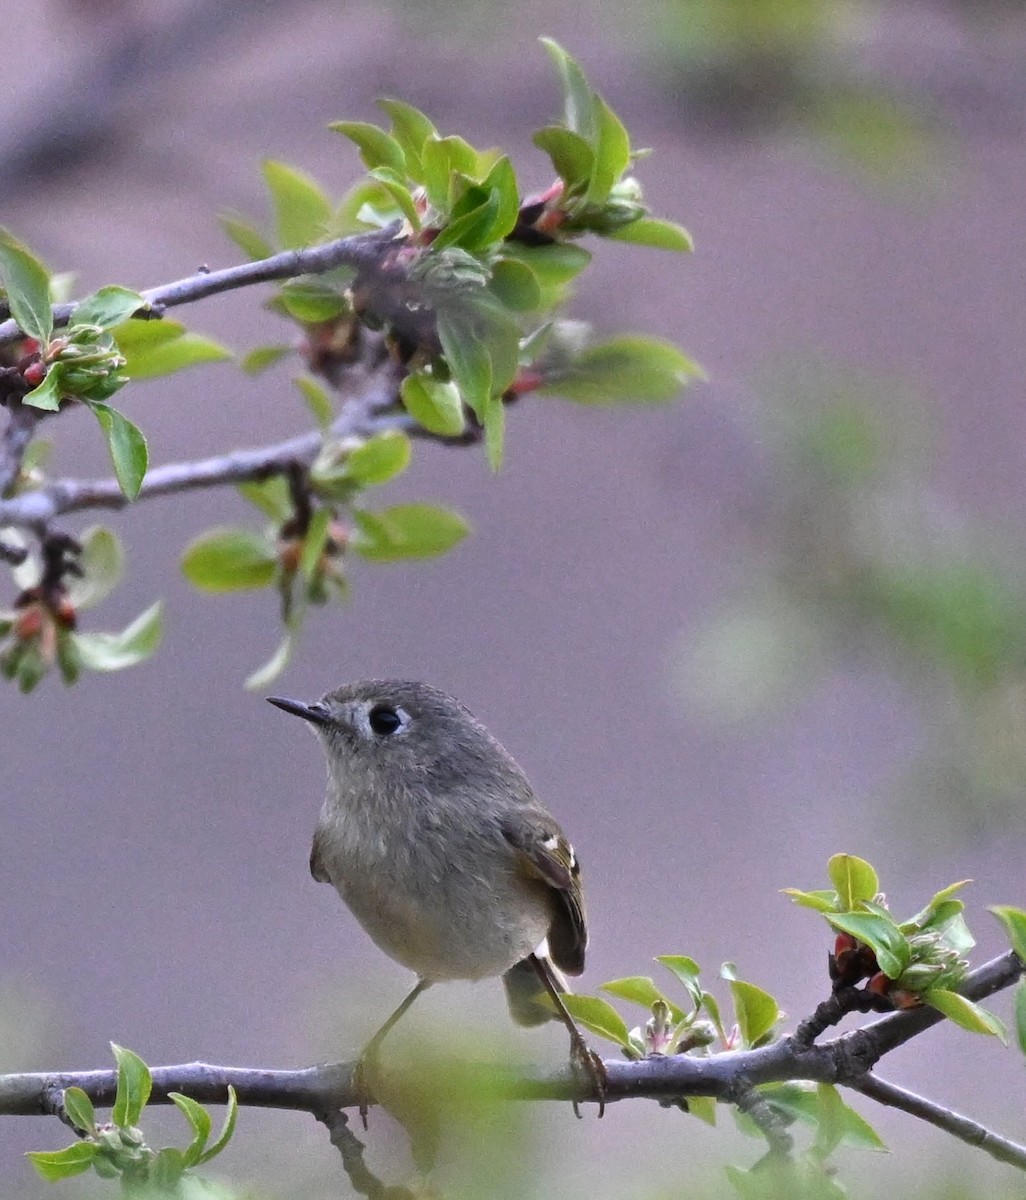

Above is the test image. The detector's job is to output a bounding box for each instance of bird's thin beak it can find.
[267,696,331,726]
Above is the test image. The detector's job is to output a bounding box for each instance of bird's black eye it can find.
[368,704,403,736]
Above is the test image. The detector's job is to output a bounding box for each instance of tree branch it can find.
[849,1073,1026,1171]
[0,225,403,347]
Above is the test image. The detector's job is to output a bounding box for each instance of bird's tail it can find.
[502,953,569,1027]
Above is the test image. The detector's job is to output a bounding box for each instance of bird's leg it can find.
[354,978,433,1126]
[529,953,607,1118]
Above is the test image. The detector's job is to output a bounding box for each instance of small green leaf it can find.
[587,95,631,206]
[0,227,53,343]
[238,477,292,522]
[989,905,1026,963]
[421,136,484,210]
[924,989,1007,1040]
[377,99,438,180]
[558,993,630,1048]
[113,319,231,378]
[169,1091,212,1167]
[827,912,911,979]
[220,212,274,261]
[489,258,543,312]
[72,602,163,672]
[299,508,331,580]
[342,430,412,486]
[295,375,334,429]
[782,888,838,914]
[22,364,63,412]
[62,1086,96,1134]
[601,976,686,1023]
[197,1084,238,1164]
[86,402,148,500]
[262,160,333,249]
[501,242,592,288]
[542,335,701,404]
[656,955,704,1008]
[182,529,277,591]
[608,217,694,252]
[400,372,466,436]
[244,632,294,692]
[67,526,123,610]
[241,345,291,374]
[111,1043,152,1127]
[150,1147,187,1190]
[278,278,348,323]
[433,191,501,253]
[26,1142,97,1182]
[1014,980,1026,1056]
[828,854,880,911]
[724,975,780,1047]
[533,127,595,193]
[688,1096,718,1126]
[540,38,596,142]
[483,390,505,472]
[329,122,406,175]
[352,503,469,561]
[73,286,145,329]
[368,168,421,229]
[437,312,492,420]
[480,156,520,241]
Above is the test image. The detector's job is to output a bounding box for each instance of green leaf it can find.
[533,126,595,193]
[295,375,334,429]
[433,191,501,253]
[421,136,484,210]
[688,1095,718,1127]
[73,286,145,329]
[489,258,542,312]
[299,508,332,581]
[480,156,520,241]
[22,364,63,412]
[238,477,292,522]
[723,973,780,1047]
[62,1086,96,1134]
[278,278,348,323]
[67,526,123,610]
[368,168,421,229]
[540,38,596,142]
[262,160,333,249]
[656,955,704,1008]
[85,401,148,500]
[0,227,53,343]
[329,121,406,175]
[1014,980,1026,1056]
[182,529,277,591]
[169,1091,212,1167]
[587,95,632,206]
[73,602,163,672]
[542,335,701,404]
[601,976,686,1023]
[342,430,412,486]
[989,905,1026,962]
[112,319,231,378]
[437,312,492,420]
[501,242,592,288]
[150,1147,187,1190]
[111,1042,152,1127]
[400,372,466,436]
[241,344,291,375]
[26,1142,97,1182]
[924,989,1007,1040]
[782,888,838,913]
[197,1084,238,1164]
[377,99,438,180]
[827,912,911,979]
[828,854,880,910]
[352,503,469,561]
[558,993,630,1048]
[220,212,274,261]
[483,390,505,472]
[609,217,694,252]
[244,632,294,692]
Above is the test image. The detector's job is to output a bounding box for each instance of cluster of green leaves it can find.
[225,38,698,472]
[0,230,228,500]
[0,526,162,692]
[787,854,1022,1041]
[181,425,468,687]
[28,1044,237,1192]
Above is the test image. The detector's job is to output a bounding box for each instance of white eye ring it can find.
[356,702,410,740]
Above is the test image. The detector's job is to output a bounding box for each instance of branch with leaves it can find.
[4,859,1025,1197]
[0,38,698,694]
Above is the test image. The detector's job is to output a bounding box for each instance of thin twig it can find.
[849,1073,1026,1171]
[314,1108,414,1199]
[0,225,402,347]
[0,400,40,499]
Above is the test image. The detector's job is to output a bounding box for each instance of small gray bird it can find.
[268,679,603,1109]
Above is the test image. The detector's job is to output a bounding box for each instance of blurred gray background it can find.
[3,1,1026,1197]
